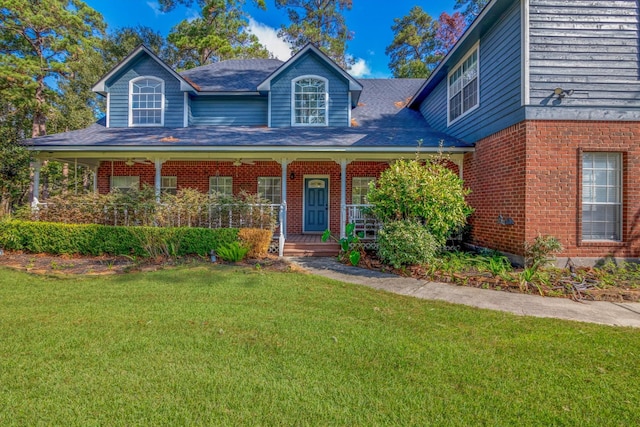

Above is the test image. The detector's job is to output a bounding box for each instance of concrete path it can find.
[288,257,640,328]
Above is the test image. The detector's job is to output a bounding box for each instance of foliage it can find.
[366,158,473,246]
[215,241,249,262]
[0,219,238,257]
[0,141,31,216]
[454,0,490,25]
[102,25,175,69]
[0,0,106,137]
[524,234,563,271]
[377,221,439,269]
[322,223,363,266]
[238,228,272,258]
[160,0,269,69]
[276,0,353,69]
[386,7,466,78]
[478,251,513,278]
[27,187,278,229]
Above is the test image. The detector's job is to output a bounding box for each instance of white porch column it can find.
[452,156,464,180]
[31,159,42,208]
[154,159,165,202]
[279,158,288,238]
[339,159,350,238]
[92,167,98,193]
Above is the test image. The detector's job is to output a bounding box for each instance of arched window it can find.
[129,77,164,126]
[292,76,328,126]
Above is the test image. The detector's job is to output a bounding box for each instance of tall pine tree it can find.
[276,0,353,69]
[0,0,105,137]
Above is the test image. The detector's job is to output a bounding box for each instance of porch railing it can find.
[33,201,282,231]
[345,204,380,240]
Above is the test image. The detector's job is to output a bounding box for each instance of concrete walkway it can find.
[288,257,640,328]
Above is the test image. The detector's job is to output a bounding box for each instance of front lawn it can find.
[1,265,638,425]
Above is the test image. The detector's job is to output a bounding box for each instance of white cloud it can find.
[349,58,371,78]
[146,1,164,16]
[247,18,292,60]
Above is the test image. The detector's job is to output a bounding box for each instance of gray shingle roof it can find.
[179,59,284,91]
[29,61,473,152]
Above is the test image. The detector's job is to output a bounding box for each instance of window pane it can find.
[294,78,327,126]
[209,176,233,197]
[352,177,375,204]
[582,152,621,241]
[449,47,478,122]
[111,176,139,193]
[258,177,282,204]
[131,78,162,125]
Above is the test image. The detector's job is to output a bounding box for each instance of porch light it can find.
[290,172,295,180]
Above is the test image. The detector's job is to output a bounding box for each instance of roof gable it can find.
[257,43,363,92]
[408,0,513,108]
[92,45,195,94]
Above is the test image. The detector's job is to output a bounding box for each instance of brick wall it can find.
[464,123,527,255]
[97,159,392,236]
[465,120,640,259]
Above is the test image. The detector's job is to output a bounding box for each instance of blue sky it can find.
[84,0,457,78]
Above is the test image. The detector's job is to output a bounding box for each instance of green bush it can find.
[0,219,238,257]
[377,221,439,268]
[215,241,249,263]
[367,159,473,246]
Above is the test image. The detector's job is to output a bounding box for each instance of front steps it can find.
[282,235,340,257]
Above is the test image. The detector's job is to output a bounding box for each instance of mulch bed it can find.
[0,251,292,276]
[355,252,640,303]
[1,250,638,303]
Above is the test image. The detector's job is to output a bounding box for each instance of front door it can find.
[304,178,328,232]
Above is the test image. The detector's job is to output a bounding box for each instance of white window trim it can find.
[447,42,480,126]
[291,75,329,127]
[209,176,233,197]
[110,176,140,192]
[128,76,165,127]
[351,177,376,205]
[161,176,177,194]
[257,176,282,204]
[581,152,623,242]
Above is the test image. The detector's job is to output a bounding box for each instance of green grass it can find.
[0,265,639,426]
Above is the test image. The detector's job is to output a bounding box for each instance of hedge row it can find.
[0,220,238,257]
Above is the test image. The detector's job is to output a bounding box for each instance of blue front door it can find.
[304,178,328,232]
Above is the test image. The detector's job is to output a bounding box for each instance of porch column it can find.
[92,167,98,193]
[279,158,288,238]
[339,159,350,238]
[31,159,42,208]
[154,159,165,202]
[452,156,464,180]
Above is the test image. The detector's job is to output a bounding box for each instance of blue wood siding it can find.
[529,0,640,108]
[106,54,184,128]
[270,51,350,127]
[420,1,523,143]
[190,96,267,126]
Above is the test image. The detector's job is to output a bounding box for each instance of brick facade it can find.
[465,120,640,260]
[97,159,395,236]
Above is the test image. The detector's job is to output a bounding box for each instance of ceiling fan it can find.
[232,158,255,166]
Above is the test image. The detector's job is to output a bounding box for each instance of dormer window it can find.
[129,77,164,126]
[292,76,328,126]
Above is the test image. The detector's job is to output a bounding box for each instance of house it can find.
[27,0,640,264]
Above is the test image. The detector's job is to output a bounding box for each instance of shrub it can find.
[238,228,273,258]
[377,221,439,268]
[366,159,473,246]
[216,241,249,263]
[524,234,563,271]
[0,219,238,257]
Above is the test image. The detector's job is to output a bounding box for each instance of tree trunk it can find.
[31,76,47,138]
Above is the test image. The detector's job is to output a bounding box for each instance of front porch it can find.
[30,154,464,257]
